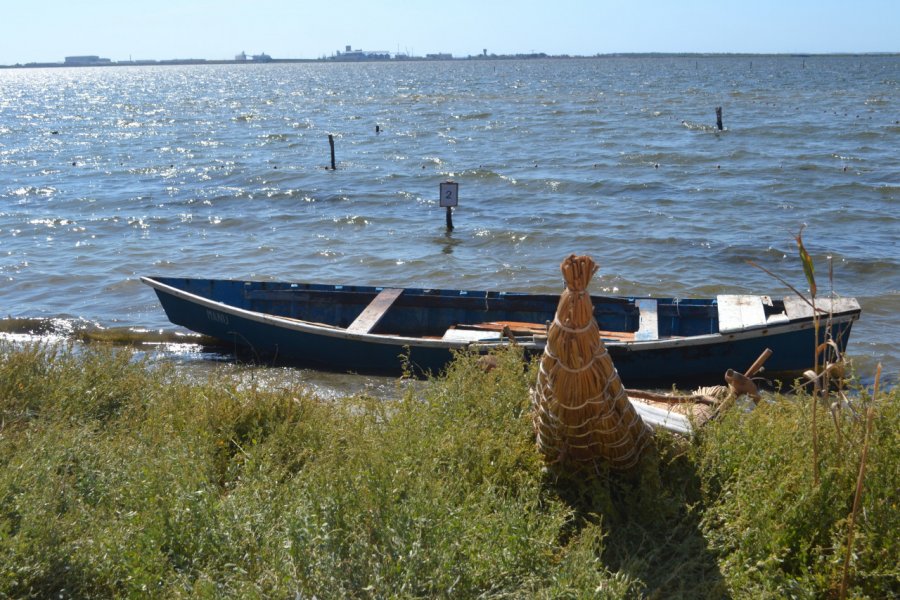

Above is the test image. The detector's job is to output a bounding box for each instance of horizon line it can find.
[3,50,899,70]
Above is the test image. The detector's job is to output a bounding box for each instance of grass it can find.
[0,342,897,598]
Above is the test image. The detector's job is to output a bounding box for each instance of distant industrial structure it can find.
[64,55,112,66]
[329,45,458,61]
[234,51,273,62]
[331,45,391,61]
[3,47,577,70]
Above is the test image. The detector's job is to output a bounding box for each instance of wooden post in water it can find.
[715,107,724,131]
[328,134,336,170]
[445,207,454,231]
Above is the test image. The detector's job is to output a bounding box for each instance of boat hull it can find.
[153,285,456,374]
[143,276,859,385]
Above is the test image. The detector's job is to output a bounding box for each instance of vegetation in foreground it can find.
[0,343,897,598]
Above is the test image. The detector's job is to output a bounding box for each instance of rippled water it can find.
[2,56,898,384]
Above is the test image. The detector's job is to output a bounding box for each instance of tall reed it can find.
[838,363,881,600]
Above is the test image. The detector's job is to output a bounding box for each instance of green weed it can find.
[0,342,896,598]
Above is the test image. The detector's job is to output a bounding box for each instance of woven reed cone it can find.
[532,254,652,470]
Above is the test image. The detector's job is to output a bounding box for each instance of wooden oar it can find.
[744,347,773,378]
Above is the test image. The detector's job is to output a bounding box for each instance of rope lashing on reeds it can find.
[532,254,652,470]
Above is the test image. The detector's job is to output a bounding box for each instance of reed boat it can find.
[141,276,860,385]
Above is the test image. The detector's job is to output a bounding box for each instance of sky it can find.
[2,0,897,65]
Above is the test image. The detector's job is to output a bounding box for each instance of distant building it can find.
[64,55,112,66]
[235,51,271,62]
[332,45,390,61]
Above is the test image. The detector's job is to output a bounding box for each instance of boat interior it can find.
[152,277,821,342]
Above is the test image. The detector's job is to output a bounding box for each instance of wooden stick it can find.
[744,348,773,378]
[500,325,518,345]
[715,106,723,131]
[328,134,336,170]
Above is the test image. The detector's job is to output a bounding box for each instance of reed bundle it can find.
[532,255,651,470]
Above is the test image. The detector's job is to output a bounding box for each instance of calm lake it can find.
[2,56,898,388]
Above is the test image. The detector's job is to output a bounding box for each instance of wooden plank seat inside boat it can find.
[453,320,637,342]
[634,299,659,341]
[346,288,404,334]
[717,294,767,333]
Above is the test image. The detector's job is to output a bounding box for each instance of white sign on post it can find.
[439,181,458,207]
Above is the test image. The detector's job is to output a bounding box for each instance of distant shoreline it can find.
[2,52,897,70]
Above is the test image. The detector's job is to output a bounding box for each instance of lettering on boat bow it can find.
[206,309,229,325]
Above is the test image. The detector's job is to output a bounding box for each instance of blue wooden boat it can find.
[141,276,860,385]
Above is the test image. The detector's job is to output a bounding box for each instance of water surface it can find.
[2,56,897,386]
